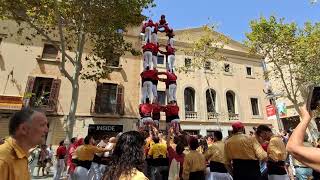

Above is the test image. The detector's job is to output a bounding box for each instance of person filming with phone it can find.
[286,86,320,172]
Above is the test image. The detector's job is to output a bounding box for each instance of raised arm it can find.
[286,105,320,171]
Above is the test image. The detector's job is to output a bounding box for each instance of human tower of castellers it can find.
[139,14,180,134]
[23,15,311,180]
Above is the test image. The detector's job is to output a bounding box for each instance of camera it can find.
[307,86,320,111]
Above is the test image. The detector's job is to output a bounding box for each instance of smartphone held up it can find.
[307,86,320,111]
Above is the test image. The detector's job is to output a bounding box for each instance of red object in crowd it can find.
[165,72,177,81]
[56,145,67,157]
[165,104,179,117]
[139,103,153,116]
[152,43,159,54]
[167,146,184,178]
[159,15,167,26]
[153,23,158,34]
[141,20,155,33]
[141,70,158,80]
[67,138,83,174]
[166,45,175,55]
[143,42,155,52]
[152,103,162,113]
[231,121,244,130]
[261,143,269,152]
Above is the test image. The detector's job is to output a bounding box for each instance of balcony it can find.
[207,112,219,120]
[185,111,198,120]
[228,113,240,121]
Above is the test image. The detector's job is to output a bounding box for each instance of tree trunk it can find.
[65,77,80,142]
[205,74,220,128]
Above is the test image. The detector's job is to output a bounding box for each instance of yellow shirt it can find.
[205,141,226,164]
[268,136,287,161]
[225,133,267,165]
[0,137,30,180]
[148,143,167,159]
[145,139,154,149]
[119,168,149,180]
[76,144,106,161]
[182,150,206,180]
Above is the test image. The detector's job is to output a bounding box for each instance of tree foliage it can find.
[0,0,154,139]
[246,16,320,112]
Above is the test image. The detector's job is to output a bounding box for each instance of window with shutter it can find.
[116,84,124,115]
[94,82,103,113]
[48,79,61,112]
[23,76,36,107]
[29,77,53,110]
[42,44,58,59]
[95,83,121,114]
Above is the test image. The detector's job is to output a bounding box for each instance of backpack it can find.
[168,158,180,180]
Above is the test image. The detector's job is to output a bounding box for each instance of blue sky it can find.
[143,0,320,42]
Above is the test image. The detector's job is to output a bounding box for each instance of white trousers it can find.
[142,81,153,103]
[268,174,290,180]
[151,33,158,44]
[168,84,177,102]
[207,172,233,180]
[168,38,174,47]
[88,162,101,180]
[144,26,152,43]
[152,55,157,69]
[168,55,175,71]
[53,159,65,180]
[152,84,158,102]
[143,51,153,70]
[74,166,89,180]
[140,117,153,127]
[166,89,169,103]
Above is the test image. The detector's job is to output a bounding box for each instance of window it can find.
[206,89,216,112]
[157,55,165,65]
[24,76,61,112]
[185,58,192,68]
[250,98,260,116]
[106,56,120,67]
[95,83,124,114]
[246,67,252,76]
[204,61,211,70]
[184,87,195,111]
[226,90,235,113]
[42,44,58,59]
[224,63,230,72]
[157,91,166,105]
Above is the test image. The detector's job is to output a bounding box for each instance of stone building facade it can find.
[0,21,277,145]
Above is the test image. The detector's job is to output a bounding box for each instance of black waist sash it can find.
[148,158,169,167]
[77,160,92,170]
[58,155,65,159]
[232,159,261,180]
[143,78,152,82]
[209,161,228,173]
[168,81,176,85]
[189,171,205,180]
[151,80,158,85]
[152,113,160,120]
[166,115,179,122]
[267,161,287,175]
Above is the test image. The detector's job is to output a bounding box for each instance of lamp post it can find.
[265,89,284,132]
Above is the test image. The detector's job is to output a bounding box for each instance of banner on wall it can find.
[276,102,287,118]
[266,104,277,120]
[0,95,23,110]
